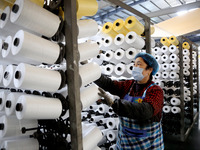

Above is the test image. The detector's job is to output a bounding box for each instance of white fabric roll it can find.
[106,130,118,142]
[155,72,161,79]
[161,55,171,63]
[78,19,98,39]
[170,97,181,106]
[126,63,134,76]
[169,45,178,54]
[114,49,130,64]
[183,62,190,69]
[184,87,191,96]
[15,95,62,120]
[103,50,118,64]
[89,105,98,111]
[106,118,119,129]
[3,64,16,88]
[1,35,13,59]
[109,144,116,150]
[183,55,190,62]
[170,63,180,71]
[161,64,171,71]
[162,105,171,113]
[169,54,179,62]
[11,30,61,64]
[152,47,162,55]
[78,41,99,62]
[183,69,190,76]
[79,62,101,87]
[192,51,197,57]
[154,80,164,87]
[103,36,119,51]
[0,90,9,111]
[161,72,169,79]
[161,46,170,55]
[184,96,191,101]
[154,55,163,64]
[10,0,61,37]
[125,31,145,49]
[169,72,179,79]
[90,115,104,123]
[114,34,131,50]
[171,106,181,114]
[80,84,101,109]
[97,104,110,114]
[114,63,127,77]
[92,54,103,65]
[101,64,114,76]
[183,49,190,55]
[125,48,139,63]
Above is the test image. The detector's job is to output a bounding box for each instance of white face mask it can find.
[132,67,144,81]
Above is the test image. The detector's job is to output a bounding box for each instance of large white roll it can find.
[184,96,191,101]
[114,63,127,77]
[183,55,190,62]
[78,19,98,39]
[171,106,181,114]
[90,115,104,123]
[0,90,9,111]
[125,48,139,62]
[161,46,170,55]
[184,87,191,96]
[0,115,37,138]
[126,63,134,76]
[114,34,130,50]
[83,126,103,150]
[183,62,190,69]
[1,138,39,150]
[92,54,104,65]
[97,104,110,114]
[169,54,179,62]
[11,30,61,64]
[109,144,116,150]
[10,0,61,37]
[183,49,190,55]
[103,36,119,51]
[161,72,169,79]
[170,63,180,71]
[162,105,171,113]
[15,95,62,120]
[101,64,114,76]
[103,50,118,64]
[183,69,190,76]
[152,47,162,55]
[0,65,4,86]
[79,62,101,87]
[154,55,163,64]
[161,55,171,63]
[14,63,63,92]
[125,31,145,49]
[5,92,24,116]
[169,45,178,54]
[3,64,16,88]
[155,72,161,79]
[106,118,119,130]
[169,72,179,79]
[1,36,13,60]
[106,130,118,142]
[161,64,170,71]
[154,80,164,87]
[78,41,99,62]
[114,49,127,64]
[170,97,181,106]
[80,84,101,109]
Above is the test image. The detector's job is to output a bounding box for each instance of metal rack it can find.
[64,0,152,149]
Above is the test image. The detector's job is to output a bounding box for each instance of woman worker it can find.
[95,52,164,150]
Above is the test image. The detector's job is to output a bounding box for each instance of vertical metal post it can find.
[196,48,199,112]
[64,0,83,150]
[178,36,185,142]
[144,18,151,53]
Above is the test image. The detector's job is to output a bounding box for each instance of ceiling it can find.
[83,0,200,45]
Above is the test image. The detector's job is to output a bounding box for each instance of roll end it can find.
[12,4,19,13]
[16,103,23,112]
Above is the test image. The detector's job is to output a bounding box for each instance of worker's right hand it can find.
[98,88,114,107]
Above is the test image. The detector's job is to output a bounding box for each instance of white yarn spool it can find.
[106,130,118,142]
[183,49,190,55]
[183,55,190,62]
[79,62,101,87]
[169,45,179,54]
[161,46,170,55]
[170,97,181,106]
[158,64,163,72]
[89,105,99,111]
[125,48,139,62]
[0,91,8,111]
[154,55,163,64]
[161,55,171,63]
[103,50,118,64]
[169,72,179,79]
[184,96,191,101]
[90,115,104,123]
[184,87,191,96]
[106,118,119,129]
[92,54,103,65]
[169,63,180,71]
[101,64,114,76]
[154,80,164,87]
[103,36,119,51]
[152,47,162,55]
[114,34,130,50]
[109,144,116,150]
[183,69,190,76]
[161,64,171,71]
[162,105,171,113]
[171,106,181,114]
[97,104,110,114]
[3,64,16,88]
[114,49,130,64]
[193,89,197,94]
[80,84,101,109]
[161,72,169,79]
[114,63,127,77]
[0,65,4,86]
[126,63,134,76]
[155,72,161,79]
[15,95,62,120]
[125,31,145,49]
[169,54,179,62]
[192,51,197,57]
[151,38,156,48]
[183,62,190,69]
[78,19,98,39]
[10,0,61,37]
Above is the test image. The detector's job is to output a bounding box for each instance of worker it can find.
[95,52,164,150]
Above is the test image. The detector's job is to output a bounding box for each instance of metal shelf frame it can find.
[64,0,152,149]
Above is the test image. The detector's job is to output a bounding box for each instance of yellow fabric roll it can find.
[58,7,64,20]
[169,35,179,46]
[3,0,15,4]
[125,16,144,35]
[102,22,118,38]
[160,37,170,47]
[77,0,98,19]
[182,42,190,50]
[30,0,44,7]
[0,0,13,11]
[151,26,155,35]
[113,18,130,35]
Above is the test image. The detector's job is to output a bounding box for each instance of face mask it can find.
[132,67,144,81]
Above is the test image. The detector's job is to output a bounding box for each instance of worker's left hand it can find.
[98,88,114,107]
